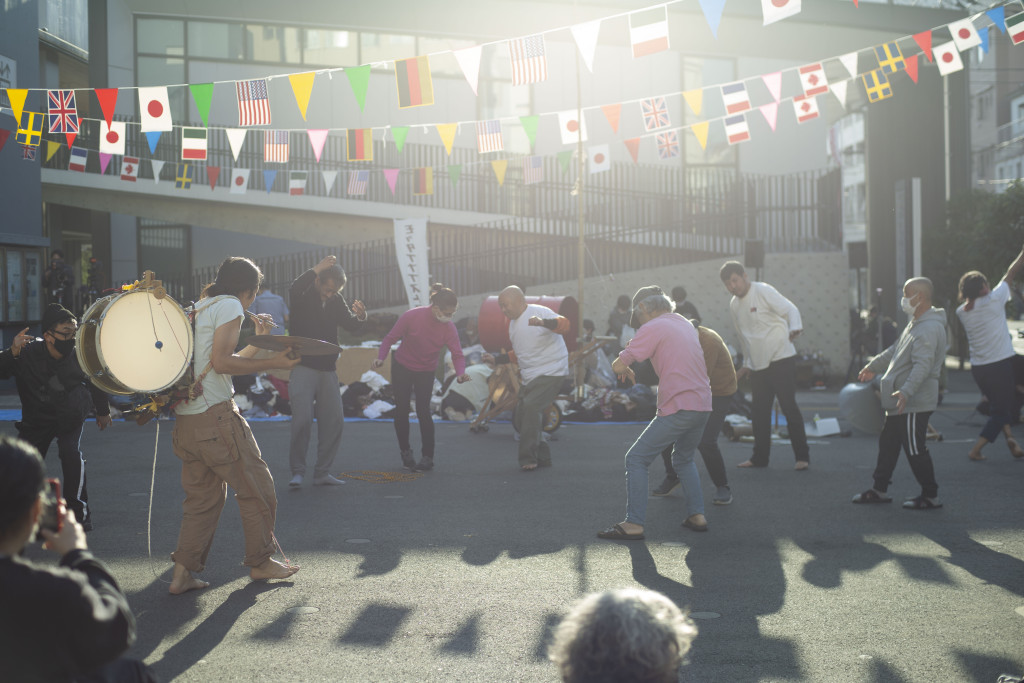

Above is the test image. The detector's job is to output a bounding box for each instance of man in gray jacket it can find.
[853,277,946,510]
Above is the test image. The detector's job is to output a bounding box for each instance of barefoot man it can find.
[169,257,301,594]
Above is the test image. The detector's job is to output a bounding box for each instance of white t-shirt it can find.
[956,280,1014,366]
[509,303,569,384]
[729,281,802,372]
[175,296,243,415]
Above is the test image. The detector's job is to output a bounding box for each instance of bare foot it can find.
[968,448,986,461]
[1008,439,1024,459]
[521,463,538,471]
[169,563,210,595]
[250,557,300,581]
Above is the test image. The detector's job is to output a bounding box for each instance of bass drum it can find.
[76,290,193,395]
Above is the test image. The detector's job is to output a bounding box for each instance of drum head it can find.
[76,296,132,395]
[95,291,193,393]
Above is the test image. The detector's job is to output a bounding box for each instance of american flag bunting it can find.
[264,130,289,163]
[348,170,369,195]
[523,156,544,185]
[236,79,271,126]
[509,35,548,85]
[476,120,504,154]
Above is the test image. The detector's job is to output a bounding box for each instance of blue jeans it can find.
[625,409,710,526]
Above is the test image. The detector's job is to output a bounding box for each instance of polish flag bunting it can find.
[557,110,588,145]
[629,7,670,58]
[138,87,173,132]
[68,146,88,172]
[181,127,208,161]
[792,94,819,123]
[289,171,307,196]
[230,168,250,194]
[721,82,751,115]
[120,156,140,182]
[762,0,801,25]
[948,18,981,51]
[1006,13,1024,45]
[934,41,964,76]
[725,114,750,145]
[799,63,829,97]
[99,121,126,156]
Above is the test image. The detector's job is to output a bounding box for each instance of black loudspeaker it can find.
[744,240,764,269]
[848,241,868,269]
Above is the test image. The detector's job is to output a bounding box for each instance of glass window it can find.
[25,251,42,321]
[39,0,88,52]
[188,21,244,60]
[136,18,184,57]
[480,42,511,81]
[417,36,477,76]
[245,24,301,63]
[361,33,415,64]
[303,29,357,67]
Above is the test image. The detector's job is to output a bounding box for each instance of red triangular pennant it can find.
[601,103,622,133]
[905,54,919,84]
[624,137,641,164]
[64,132,77,149]
[94,88,119,127]
[208,166,221,190]
[914,31,933,62]
[0,129,10,154]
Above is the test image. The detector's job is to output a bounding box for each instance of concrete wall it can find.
[378,250,851,381]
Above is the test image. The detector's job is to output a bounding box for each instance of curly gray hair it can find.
[548,588,697,683]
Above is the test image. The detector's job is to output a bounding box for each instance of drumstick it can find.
[247,311,279,330]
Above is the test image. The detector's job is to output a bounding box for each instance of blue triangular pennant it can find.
[698,0,726,39]
[986,7,1006,34]
[263,169,277,193]
[980,26,990,54]
[145,131,161,155]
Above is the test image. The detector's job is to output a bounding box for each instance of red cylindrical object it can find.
[478,295,579,353]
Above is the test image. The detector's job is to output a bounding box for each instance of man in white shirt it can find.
[720,261,810,470]
[484,286,570,471]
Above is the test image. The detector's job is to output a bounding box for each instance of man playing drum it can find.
[0,303,111,531]
[168,257,302,595]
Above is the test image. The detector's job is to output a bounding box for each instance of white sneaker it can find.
[313,474,346,486]
[289,474,303,488]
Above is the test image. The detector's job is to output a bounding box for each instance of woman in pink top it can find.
[373,285,469,472]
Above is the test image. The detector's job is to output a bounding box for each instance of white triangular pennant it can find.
[831,80,848,109]
[453,45,483,96]
[321,169,338,192]
[225,128,247,163]
[839,52,858,79]
[150,159,165,184]
[570,20,602,72]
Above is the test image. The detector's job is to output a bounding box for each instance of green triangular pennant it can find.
[447,165,462,187]
[519,115,539,149]
[346,65,371,112]
[189,83,214,127]
[391,126,409,153]
[557,150,573,175]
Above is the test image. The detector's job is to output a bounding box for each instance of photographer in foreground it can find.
[0,436,152,682]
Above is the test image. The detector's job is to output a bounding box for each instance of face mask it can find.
[434,314,453,324]
[53,338,75,356]
[900,296,918,316]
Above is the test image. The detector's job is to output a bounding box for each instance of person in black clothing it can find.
[287,255,366,487]
[671,285,701,325]
[0,303,111,530]
[0,436,154,683]
[45,249,75,310]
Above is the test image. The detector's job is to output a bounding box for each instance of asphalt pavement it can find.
[7,365,1024,682]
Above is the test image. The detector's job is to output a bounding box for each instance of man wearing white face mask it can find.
[854,277,946,510]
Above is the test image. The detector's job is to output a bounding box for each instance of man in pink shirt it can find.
[598,286,712,541]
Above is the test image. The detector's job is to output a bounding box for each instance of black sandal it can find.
[597,523,645,541]
[902,496,942,510]
[852,489,892,504]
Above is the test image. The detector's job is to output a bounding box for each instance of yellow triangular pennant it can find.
[491,159,508,186]
[45,140,61,162]
[288,72,316,121]
[436,123,457,156]
[690,122,709,150]
[7,89,28,126]
[682,89,703,117]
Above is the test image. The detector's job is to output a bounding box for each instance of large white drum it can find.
[76,290,193,395]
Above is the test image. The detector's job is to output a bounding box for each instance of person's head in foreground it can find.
[0,436,48,554]
[549,588,697,683]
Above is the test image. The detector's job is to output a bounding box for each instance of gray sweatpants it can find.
[514,375,564,467]
[288,365,344,478]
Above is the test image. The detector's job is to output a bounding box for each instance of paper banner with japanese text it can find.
[394,218,430,308]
